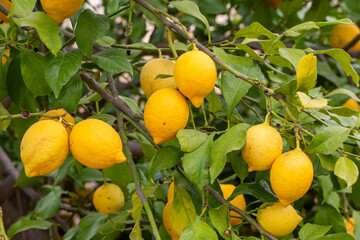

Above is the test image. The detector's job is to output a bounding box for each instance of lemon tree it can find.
[1,0,360,240]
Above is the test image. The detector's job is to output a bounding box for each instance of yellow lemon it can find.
[220,184,246,226]
[257,202,303,237]
[20,120,69,178]
[344,217,355,236]
[69,119,126,169]
[174,49,217,108]
[270,149,313,206]
[93,183,125,215]
[39,108,75,136]
[140,58,177,97]
[0,0,11,24]
[168,182,175,201]
[163,200,180,240]
[1,50,9,66]
[330,24,360,51]
[265,0,282,9]
[342,98,359,111]
[242,123,283,172]
[144,88,189,144]
[40,0,84,24]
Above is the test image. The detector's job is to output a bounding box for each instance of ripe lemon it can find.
[257,202,303,237]
[270,149,313,206]
[330,24,360,51]
[265,0,282,9]
[140,58,177,97]
[40,0,84,24]
[20,120,69,178]
[168,182,175,201]
[144,88,189,144]
[1,50,9,66]
[0,0,11,24]
[163,200,180,240]
[342,98,359,111]
[174,49,217,108]
[93,183,125,215]
[220,184,246,226]
[39,108,75,136]
[242,123,283,172]
[69,119,126,169]
[344,217,355,236]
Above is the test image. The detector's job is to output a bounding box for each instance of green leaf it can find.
[13,12,62,56]
[88,114,116,125]
[296,53,317,91]
[170,187,197,235]
[20,48,51,96]
[75,9,110,58]
[315,18,353,27]
[148,146,181,178]
[54,155,75,185]
[297,92,327,109]
[0,103,10,131]
[317,154,337,171]
[118,96,142,115]
[316,233,354,240]
[44,51,82,98]
[7,217,52,238]
[234,22,278,41]
[317,175,333,203]
[130,221,143,240]
[334,157,359,188]
[314,204,346,233]
[8,0,36,17]
[210,123,250,183]
[63,227,79,240]
[78,213,107,240]
[92,49,133,75]
[230,152,249,182]
[283,21,320,37]
[103,162,133,192]
[183,133,214,190]
[179,217,218,240]
[98,211,130,235]
[176,129,208,153]
[354,210,360,239]
[228,180,278,203]
[306,126,351,155]
[34,190,62,219]
[326,88,360,102]
[170,1,211,42]
[205,89,224,120]
[299,223,332,240]
[209,205,231,240]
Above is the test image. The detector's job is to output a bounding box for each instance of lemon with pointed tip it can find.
[257,202,303,237]
[220,184,246,226]
[270,149,313,206]
[93,183,125,215]
[39,108,75,136]
[330,24,360,51]
[144,88,189,144]
[140,58,177,97]
[40,0,84,24]
[163,200,180,240]
[242,123,283,172]
[342,98,359,111]
[70,119,126,169]
[20,120,69,177]
[174,49,217,108]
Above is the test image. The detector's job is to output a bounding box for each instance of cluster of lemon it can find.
[141,48,217,144]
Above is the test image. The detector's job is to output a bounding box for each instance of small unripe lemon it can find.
[330,24,360,51]
[40,0,84,24]
[39,108,75,136]
[342,98,359,111]
[242,123,283,171]
[93,183,125,215]
[257,202,303,237]
[163,200,180,240]
[270,149,314,206]
[220,184,246,226]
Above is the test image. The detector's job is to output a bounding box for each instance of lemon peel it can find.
[40,0,84,24]
[93,183,125,215]
[39,108,75,136]
[220,184,246,226]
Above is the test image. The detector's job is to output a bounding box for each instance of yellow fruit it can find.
[0,0,11,24]
[93,183,125,215]
[270,149,314,206]
[144,88,189,144]
[220,184,246,226]
[344,217,355,236]
[330,24,360,51]
[39,108,75,136]
[265,0,282,9]
[257,202,303,237]
[20,120,69,178]
[69,119,126,169]
[140,58,177,97]
[342,98,359,111]
[40,0,84,24]
[174,49,217,108]
[168,182,175,201]
[2,50,9,66]
[242,123,283,172]
[163,200,180,240]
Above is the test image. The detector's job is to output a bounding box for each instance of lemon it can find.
[168,182,175,201]
[265,0,282,9]
[144,88,189,144]
[93,183,125,215]
[40,0,84,24]
[342,98,359,111]
[242,123,283,172]
[257,202,303,237]
[39,108,75,136]
[69,119,126,169]
[270,149,313,206]
[330,24,360,51]
[163,200,180,240]
[174,49,217,108]
[20,120,69,178]
[220,184,246,226]
[1,50,9,66]
[0,0,11,24]
[344,217,355,236]
[140,58,177,97]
